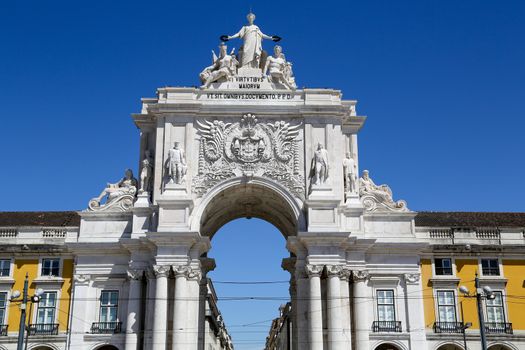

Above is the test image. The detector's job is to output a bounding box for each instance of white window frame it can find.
[35,291,58,325]
[0,259,12,278]
[30,287,62,325]
[432,257,455,277]
[98,290,120,323]
[38,257,63,278]
[484,290,509,324]
[0,292,7,326]
[434,289,459,323]
[479,258,503,277]
[376,289,397,322]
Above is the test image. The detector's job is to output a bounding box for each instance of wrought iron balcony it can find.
[433,321,465,333]
[0,324,7,336]
[27,323,59,335]
[90,321,122,334]
[372,321,402,332]
[485,322,513,334]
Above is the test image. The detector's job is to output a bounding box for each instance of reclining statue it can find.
[359,170,408,212]
[88,169,138,211]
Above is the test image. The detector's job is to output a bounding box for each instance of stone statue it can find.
[167,142,187,185]
[222,12,280,69]
[200,43,239,88]
[88,169,138,211]
[343,152,357,193]
[263,45,296,90]
[140,150,154,193]
[310,143,329,185]
[359,170,408,212]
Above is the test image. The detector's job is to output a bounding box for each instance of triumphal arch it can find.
[78,13,424,350]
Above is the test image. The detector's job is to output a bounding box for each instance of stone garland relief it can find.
[193,113,304,198]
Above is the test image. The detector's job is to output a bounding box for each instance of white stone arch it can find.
[190,176,306,237]
[28,344,60,350]
[371,340,408,350]
[487,342,519,350]
[434,341,465,350]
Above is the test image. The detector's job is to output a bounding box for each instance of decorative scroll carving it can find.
[404,273,420,284]
[74,274,91,284]
[359,170,409,212]
[305,264,323,277]
[193,114,304,198]
[172,265,202,281]
[88,169,138,212]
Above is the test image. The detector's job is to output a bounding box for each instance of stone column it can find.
[306,264,324,350]
[404,273,428,349]
[125,269,143,350]
[144,269,156,349]
[353,270,370,350]
[172,265,189,350]
[326,266,344,350]
[296,271,310,349]
[152,265,170,350]
[340,269,352,348]
[186,267,202,350]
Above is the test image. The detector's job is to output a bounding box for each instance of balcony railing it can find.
[0,324,7,336]
[27,323,59,335]
[372,321,402,333]
[90,321,122,334]
[485,322,513,334]
[433,321,465,333]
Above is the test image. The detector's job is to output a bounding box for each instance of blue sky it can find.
[1,1,524,348]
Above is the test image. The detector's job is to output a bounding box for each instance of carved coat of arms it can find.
[193,114,304,198]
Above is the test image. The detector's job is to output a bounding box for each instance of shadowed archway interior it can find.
[199,183,299,238]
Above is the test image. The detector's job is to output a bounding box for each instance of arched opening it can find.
[196,179,303,238]
[437,344,463,350]
[488,345,514,350]
[31,347,54,350]
[198,181,300,348]
[374,344,403,350]
[96,346,118,350]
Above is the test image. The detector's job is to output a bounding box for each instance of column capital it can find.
[352,269,369,281]
[305,264,323,277]
[127,268,144,280]
[153,264,170,278]
[340,268,352,281]
[404,273,420,285]
[326,265,343,277]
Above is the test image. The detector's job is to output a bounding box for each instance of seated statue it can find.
[359,170,408,212]
[263,45,296,90]
[200,43,238,88]
[88,169,138,211]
